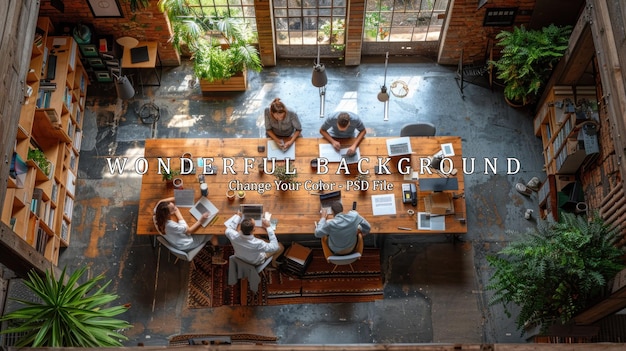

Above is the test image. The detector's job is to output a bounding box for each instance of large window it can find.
[186,0,258,42]
[274,0,346,48]
[364,0,448,42]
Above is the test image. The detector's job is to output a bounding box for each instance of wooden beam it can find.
[574,285,626,325]
[0,221,59,278]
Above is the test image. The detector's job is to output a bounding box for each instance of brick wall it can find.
[438,0,535,66]
[38,0,180,66]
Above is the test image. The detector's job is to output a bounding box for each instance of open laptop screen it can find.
[240,204,264,226]
[319,190,342,211]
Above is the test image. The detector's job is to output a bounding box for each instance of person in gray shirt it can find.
[320,111,366,156]
[264,98,302,151]
[315,201,371,255]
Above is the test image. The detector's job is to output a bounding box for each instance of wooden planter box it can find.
[199,69,248,93]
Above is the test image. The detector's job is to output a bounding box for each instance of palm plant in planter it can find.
[0,266,131,347]
[158,0,262,92]
[490,24,572,106]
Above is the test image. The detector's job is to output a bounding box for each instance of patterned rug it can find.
[187,245,384,308]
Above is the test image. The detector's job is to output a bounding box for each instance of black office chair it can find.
[400,122,436,137]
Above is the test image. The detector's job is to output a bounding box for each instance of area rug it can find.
[187,245,384,308]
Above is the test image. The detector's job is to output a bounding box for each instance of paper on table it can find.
[267,140,295,160]
[224,214,240,228]
[318,143,360,164]
[371,194,396,216]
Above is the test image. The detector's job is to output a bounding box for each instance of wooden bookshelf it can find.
[2,17,89,265]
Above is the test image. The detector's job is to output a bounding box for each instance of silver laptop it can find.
[240,204,264,227]
[319,190,342,212]
[189,197,219,227]
[386,137,413,156]
[174,189,195,207]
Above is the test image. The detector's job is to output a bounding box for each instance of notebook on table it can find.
[386,137,413,156]
[240,204,264,227]
[319,190,342,212]
[189,197,219,227]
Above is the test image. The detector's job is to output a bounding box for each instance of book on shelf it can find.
[48,207,55,229]
[51,179,58,203]
[34,32,44,48]
[36,226,48,255]
[61,220,69,242]
[32,188,44,215]
[9,153,28,188]
[41,46,49,77]
[64,196,73,219]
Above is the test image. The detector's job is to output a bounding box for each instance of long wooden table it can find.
[136,137,466,235]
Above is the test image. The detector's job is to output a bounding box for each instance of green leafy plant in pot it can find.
[273,165,297,185]
[490,24,572,106]
[0,266,131,347]
[27,148,51,177]
[158,0,262,86]
[486,212,624,333]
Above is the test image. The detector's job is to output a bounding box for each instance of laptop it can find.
[319,190,342,212]
[130,45,149,63]
[240,204,264,227]
[386,137,413,156]
[174,189,195,208]
[189,197,219,227]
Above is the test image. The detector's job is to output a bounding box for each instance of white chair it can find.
[156,235,207,269]
[400,122,437,137]
[321,233,364,272]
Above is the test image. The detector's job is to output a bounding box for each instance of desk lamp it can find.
[312,45,327,118]
[377,52,390,121]
[114,74,135,100]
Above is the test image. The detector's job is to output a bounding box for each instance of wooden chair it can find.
[321,233,364,272]
[400,122,436,137]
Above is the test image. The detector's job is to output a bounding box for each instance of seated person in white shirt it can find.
[154,197,226,264]
[225,212,285,268]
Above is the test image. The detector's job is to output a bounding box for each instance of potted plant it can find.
[490,24,572,106]
[27,148,51,178]
[158,0,262,92]
[486,212,624,333]
[160,164,180,186]
[0,266,131,347]
[273,165,297,186]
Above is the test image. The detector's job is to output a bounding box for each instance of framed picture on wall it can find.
[87,0,123,18]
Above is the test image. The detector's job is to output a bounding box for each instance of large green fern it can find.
[487,212,624,332]
[491,24,572,105]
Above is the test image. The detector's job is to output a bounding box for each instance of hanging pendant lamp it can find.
[377,52,390,121]
[312,45,328,118]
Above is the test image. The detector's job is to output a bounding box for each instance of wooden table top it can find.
[136,137,467,235]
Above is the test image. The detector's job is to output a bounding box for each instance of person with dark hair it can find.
[319,111,366,156]
[153,197,226,264]
[225,211,285,268]
[264,97,302,151]
[314,201,371,255]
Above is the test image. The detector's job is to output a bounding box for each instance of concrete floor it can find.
[56,56,545,346]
